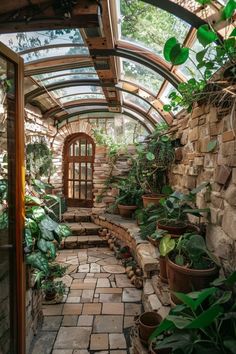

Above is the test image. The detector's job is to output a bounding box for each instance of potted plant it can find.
[42,280,66,301]
[158,184,209,236]
[115,176,143,218]
[135,125,174,207]
[136,311,163,346]
[150,271,236,354]
[166,233,219,304]
[158,235,175,283]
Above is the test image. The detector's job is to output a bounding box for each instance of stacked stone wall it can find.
[168,103,236,273]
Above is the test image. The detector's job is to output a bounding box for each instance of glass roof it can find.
[52,86,103,99]
[59,93,105,104]
[34,72,98,86]
[122,59,164,95]
[120,0,190,58]
[33,67,97,81]
[21,46,88,63]
[123,92,151,112]
[0,29,84,52]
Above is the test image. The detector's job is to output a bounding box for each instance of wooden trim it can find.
[0,42,25,354]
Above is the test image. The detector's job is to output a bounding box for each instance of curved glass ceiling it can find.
[33,67,96,82]
[59,93,105,104]
[52,86,103,98]
[120,0,190,58]
[0,29,83,52]
[34,72,98,86]
[123,92,151,112]
[122,59,164,95]
[21,46,88,62]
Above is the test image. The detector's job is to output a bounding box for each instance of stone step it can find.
[62,211,92,223]
[67,222,101,236]
[63,235,108,249]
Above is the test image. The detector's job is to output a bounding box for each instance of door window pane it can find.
[80,139,86,156]
[87,182,93,199]
[87,163,92,180]
[68,181,73,198]
[68,163,73,179]
[81,162,86,179]
[80,181,86,199]
[74,163,80,179]
[74,181,80,198]
[74,142,79,156]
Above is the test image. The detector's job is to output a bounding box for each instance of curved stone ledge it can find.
[92,213,159,277]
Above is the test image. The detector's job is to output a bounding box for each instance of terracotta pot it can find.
[142,194,164,208]
[138,311,162,344]
[158,220,187,235]
[118,204,137,218]
[167,257,219,304]
[44,290,56,301]
[159,256,168,283]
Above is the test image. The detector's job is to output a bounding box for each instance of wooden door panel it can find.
[64,133,95,208]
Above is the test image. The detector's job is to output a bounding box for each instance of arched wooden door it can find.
[64,133,95,207]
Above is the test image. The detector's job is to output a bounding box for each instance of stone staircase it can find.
[61,208,107,249]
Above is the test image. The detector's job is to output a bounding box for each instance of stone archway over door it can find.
[63,133,95,207]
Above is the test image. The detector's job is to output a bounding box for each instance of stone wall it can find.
[168,103,236,273]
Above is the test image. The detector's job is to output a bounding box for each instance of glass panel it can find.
[87,182,93,199]
[0,29,84,52]
[81,163,86,179]
[53,86,103,98]
[21,46,88,62]
[149,108,165,123]
[68,163,73,179]
[74,142,80,156]
[68,181,73,198]
[87,144,92,156]
[74,163,80,179]
[59,93,105,104]
[74,181,80,199]
[122,59,164,95]
[33,67,96,82]
[35,73,98,86]
[123,92,150,111]
[120,0,190,57]
[80,182,86,199]
[69,144,73,156]
[80,140,86,156]
[87,163,92,180]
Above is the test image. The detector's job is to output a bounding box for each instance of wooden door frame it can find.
[0,42,25,354]
[63,133,95,207]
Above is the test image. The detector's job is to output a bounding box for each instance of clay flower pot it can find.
[118,204,137,218]
[167,257,219,304]
[44,290,56,301]
[159,256,168,283]
[142,194,164,208]
[158,219,187,236]
[137,311,162,344]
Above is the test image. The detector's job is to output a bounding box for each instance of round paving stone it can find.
[102,265,125,274]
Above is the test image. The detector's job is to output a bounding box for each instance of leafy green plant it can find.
[172,233,219,269]
[159,183,210,226]
[163,0,236,112]
[26,139,55,181]
[150,271,236,354]
[42,280,66,297]
[135,125,175,195]
[159,234,175,257]
[115,175,143,206]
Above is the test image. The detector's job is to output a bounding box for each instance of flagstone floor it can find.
[31,247,143,354]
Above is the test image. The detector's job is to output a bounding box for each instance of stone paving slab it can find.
[54,327,92,349]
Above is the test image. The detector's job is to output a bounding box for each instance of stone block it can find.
[207,225,234,259]
[222,130,235,142]
[189,127,199,142]
[225,184,236,207]
[184,175,196,189]
[221,141,235,157]
[206,106,218,123]
[189,117,199,128]
[194,156,204,166]
[222,205,236,240]
[199,137,210,153]
[211,192,224,209]
[232,168,236,184]
[191,106,205,119]
[215,165,232,185]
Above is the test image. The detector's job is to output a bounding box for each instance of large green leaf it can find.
[175,287,217,311]
[25,195,42,206]
[0,211,8,230]
[207,140,217,152]
[156,332,196,354]
[166,315,192,329]
[169,43,189,65]
[39,224,54,241]
[159,235,175,257]
[197,25,218,47]
[24,228,34,249]
[25,218,38,234]
[187,304,222,329]
[32,206,46,222]
[40,215,58,231]
[149,318,174,340]
[224,340,236,353]
[164,37,178,62]
[221,0,236,20]
[196,0,212,4]
[46,241,56,259]
[146,152,155,161]
[37,238,48,253]
[26,252,49,273]
[55,224,71,238]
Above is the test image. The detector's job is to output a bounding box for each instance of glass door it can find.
[0,43,25,354]
[64,133,95,207]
